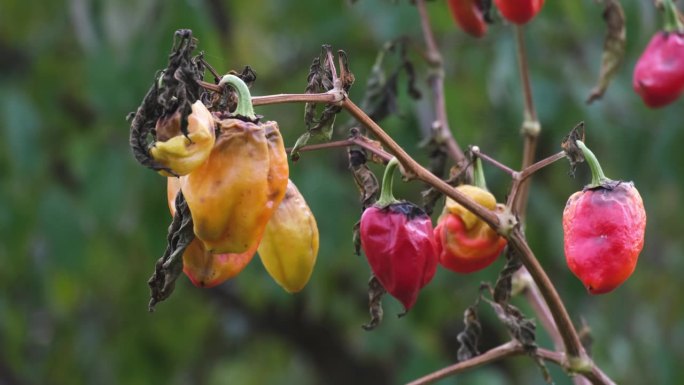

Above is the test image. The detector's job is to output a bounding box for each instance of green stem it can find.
[472,157,487,190]
[576,140,612,188]
[377,157,400,206]
[218,74,257,120]
[663,0,684,33]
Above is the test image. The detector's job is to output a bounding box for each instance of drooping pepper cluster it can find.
[130,46,320,305]
[447,0,545,37]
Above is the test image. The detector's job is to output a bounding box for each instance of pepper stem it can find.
[576,140,612,188]
[218,74,257,121]
[472,156,488,190]
[376,157,400,207]
[662,0,684,33]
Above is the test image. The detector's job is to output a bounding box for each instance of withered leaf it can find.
[456,304,482,362]
[148,190,195,311]
[586,0,626,104]
[561,122,586,178]
[362,275,386,331]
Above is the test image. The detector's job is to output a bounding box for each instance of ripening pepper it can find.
[359,158,438,312]
[633,0,684,109]
[434,158,507,274]
[447,0,488,38]
[563,141,646,294]
[180,75,289,254]
[149,100,216,176]
[258,179,319,293]
[167,177,258,287]
[494,0,545,25]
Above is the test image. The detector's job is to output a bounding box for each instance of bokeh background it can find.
[1,1,683,384]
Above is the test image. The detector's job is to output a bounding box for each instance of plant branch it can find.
[342,98,499,227]
[415,0,467,165]
[407,339,613,385]
[513,25,541,218]
[285,138,393,163]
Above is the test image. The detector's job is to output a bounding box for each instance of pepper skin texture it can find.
[149,101,216,177]
[168,177,257,288]
[447,0,487,38]
[494,0,545,25]
[180,118,289,254]
[633,32,684,108]
[360,203,438,311]
[563,183,646,294]
[435,185,507,274]
[258,180,319,293]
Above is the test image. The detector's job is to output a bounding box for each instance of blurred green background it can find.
[1,0,683,384]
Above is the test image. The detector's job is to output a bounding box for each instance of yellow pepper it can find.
[258,180,319,293]
[150,101,215,177]
[180,75,289,254]
[167,177,257,287]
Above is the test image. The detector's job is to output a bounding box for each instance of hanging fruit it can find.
[359,158,438,312]
[447,0,488,38]
[258,180,319,293]
[563,141,646,294]
[494,0,545,25]
[149,100,216,177]
[180,75,289,254]
[434,157,507,274]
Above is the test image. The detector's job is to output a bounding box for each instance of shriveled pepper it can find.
[149,100,216,176]
[167,177,257,288]
[359,158,438,312]
[563,141,646,294]
[494,0,545,25]
[447,0,488,38]
[180,75,289,254]
[258,179,319,293]
[434,158,507,274]
[633,0,684,108]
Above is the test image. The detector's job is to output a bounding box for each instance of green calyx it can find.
[472,156,488,190]
[662,0,684,33]
[576,140,613,188]
[218,74,257,121]
[376,157,400,207]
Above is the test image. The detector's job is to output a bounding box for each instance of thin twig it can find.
[284,138,392,163]
[513,25,541,218]
[471,146,517,177]
[415,0,467,165]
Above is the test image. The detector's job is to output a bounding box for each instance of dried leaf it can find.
[148,191,195,311]
[561,122,586,177]
[362,276,386,330]
[129,29,206,174]
[586,0,626,104]
[456,304,482,361]
[493,247,522,305]
[348,145,379,210]
[291,46,354,160]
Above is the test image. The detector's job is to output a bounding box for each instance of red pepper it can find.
[563,141,646,294]
[359,158,438,312]
[494,0,544,25]
[633,0,684,108]
[633,32,684,108]
[434,158,507,273]
[447,0,488,38]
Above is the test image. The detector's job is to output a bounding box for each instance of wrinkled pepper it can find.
[150,100,216,176]
[258,179,319,293]
[563,141,646,294]
[434,158,507,274]
[167,177,257,287]
[633,0,684,108]
[447,0,488,38]
[180,75,289,254]
[359,158,438,312]
[494,0,545,25]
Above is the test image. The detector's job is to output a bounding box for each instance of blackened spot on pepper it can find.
[385,201,429,220]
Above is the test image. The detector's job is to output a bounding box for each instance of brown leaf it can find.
[586,0,626,104]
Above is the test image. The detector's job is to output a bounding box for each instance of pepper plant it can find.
[125,1,673,383]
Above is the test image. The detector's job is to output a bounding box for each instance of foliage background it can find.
[1,0,683,384]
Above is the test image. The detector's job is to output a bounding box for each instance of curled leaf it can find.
[456,304,482,361]
[561,122,586,177]
[148,191,195,311]
[362,275,386,331]
[586,0,626,104]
